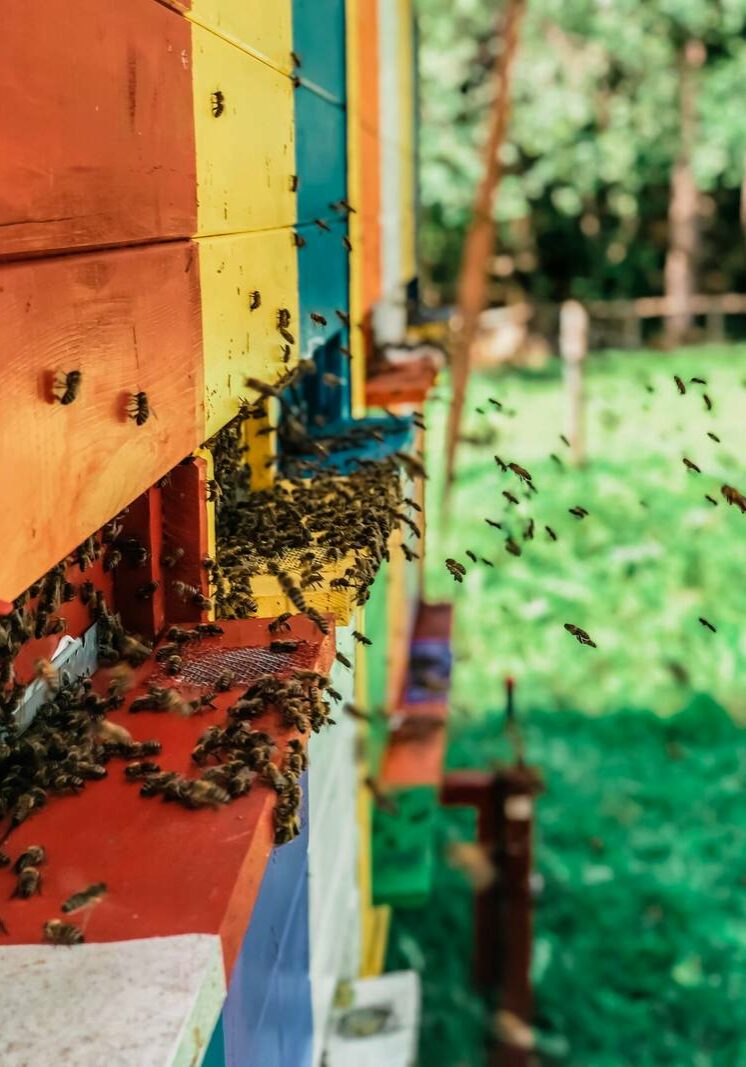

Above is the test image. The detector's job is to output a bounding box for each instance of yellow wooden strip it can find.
[198,229,299,437]
[396,0,416,281]
[362,906,392,978]
[250,552,357,626]
[193,446,217,621]
[243,399,278,491]
[192,24,296,237]
[187,0,292,75]
[346,0,366,417]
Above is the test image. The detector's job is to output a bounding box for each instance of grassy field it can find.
[387,345,746,1066]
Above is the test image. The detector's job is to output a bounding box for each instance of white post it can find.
[559,300,588,466]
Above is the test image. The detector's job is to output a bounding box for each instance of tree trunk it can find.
[664,40,703,348]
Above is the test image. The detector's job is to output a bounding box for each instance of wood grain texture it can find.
[192,26,296,236]
[198,230,299,437]
[0,0,196,259]
[161,457,214,625]
[112,488,167,639]
[0,241,204,602]
[189,0,293,73]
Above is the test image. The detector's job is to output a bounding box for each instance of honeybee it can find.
[335,310,350,326]
[523,519,535,541]
[61,883,106,913]
[322,373,344,388]
[485,518,502,530]
[305,607,329,634]
[124,761,161,780]
[249,291,261,311]
[703,394,712,411]
[196,622,224,637]
[329,198,355,213]
[721,484,746,513]
[508,462,533,485]
[314,219,330,232]
[674,375,686,395]
[564,623,597,648]
[289,174,299,192]
[43,919,84,945]
[127,391,150,426]
[171,581,212,610]
[502,491,519,506]
[568,506,588,519]
[161,547,185,569]
[136,580,159,601]
[545,525,558,541]
[14,846,46,874]
[335,650,352,669]
[699,616,717,633]
[215,670,236,692]
[691,376,707,385]
[445,558,466,582]
[351,630,371,646]
[683,457,701,474]
[505,537,521,557]
[707,431,720,443]
[704,494,718,506]
[494,455,508,472]
[13,866,42,898]
[342,236,352,252]
[310,312,327,327]
[268,613,292,634]
[211,90,225,117]
[34,658,58,690]
[270,640,299,654]
[293,232,306,249]
[52,370,82,405]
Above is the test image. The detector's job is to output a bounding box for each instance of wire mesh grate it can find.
[154,640,321,688]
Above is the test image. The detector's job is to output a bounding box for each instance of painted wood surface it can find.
[0,617,334,982]
[292,0,347,102]
[295,89,347,226]
[296,220,349,358]
[0,241,203,602]
[198,229,299,437]
[397,0,417,281]
[188,0,293,73]
[0,0,196,259]
[0,934,225,1067]
[192,26,295,237]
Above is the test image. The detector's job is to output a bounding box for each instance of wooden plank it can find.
[0,241,204,602]
[161,457,215,626]
[292,0,347,102]
[0,0,196,259]
[198,229,300,437]
[189,0,293,73]
[295,89,347,226]
[297,220,349,358]
[112,488,167,639]
[192,26,296,237]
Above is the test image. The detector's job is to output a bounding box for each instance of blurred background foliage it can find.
[418,0,746,303]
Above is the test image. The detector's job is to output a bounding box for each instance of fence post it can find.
[559,300,588,466]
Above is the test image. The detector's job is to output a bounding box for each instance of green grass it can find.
[386,345,746,1066]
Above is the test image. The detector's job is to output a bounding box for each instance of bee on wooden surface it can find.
[14,846,46,874]
[34,658,58,691]
[293,231,307,249]
[721,484,746,512]
[43,919,84,946]
[329,576,350,590]
[124,761,161,780]
[699,616,717,633]
[505,537,522,557]
[206,479,222,503]
[445,558,466,582]
[502,491,519,506]
[136,580,159,601]
[0,852,9,869]
[335,650,353,669]
[268,612,292,635]
[119,634,153,665]
[568,506,589,519]
[249,290,261,311]
[314,218,331,232]
[270,640,299,654]
[171,581,212,611]
[545,525,558,541]
[264,763,288,794]
[704,494,718,506]
[95,719,134,747]
[342,235,352,252]
[703,394,712,411]
[245,377,280,399]
[196,622,224,637]
[310,312,328,327]
[330,198,356,214]
[289,174,299,192]
[52,370,82,405]
[564,623,597,648]
[166,627,199,645]
[674,375,686,395]
[13,866,42,898]
[683,457,701,474]
[210,90,225,117]
[161,546,185,569]
[61,883,107,914]
[127,391,150,426]
[306,607,329,635]
[215,670,236,692]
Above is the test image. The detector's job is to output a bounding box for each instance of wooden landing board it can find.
[0,0,196,259]
[0,241,203,602]
[0,616,334,979]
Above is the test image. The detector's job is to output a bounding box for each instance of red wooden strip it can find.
[0,616,334,979]
[113,489,167,639]
[0,241,204,602]
[365,359,439,407]
[161,460,212,626]
[0,0,196,259]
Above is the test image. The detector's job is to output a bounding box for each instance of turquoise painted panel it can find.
[202,1015,225,1067]
[292,0,346,101]
[297,218,349,357]
[295,88,347,225]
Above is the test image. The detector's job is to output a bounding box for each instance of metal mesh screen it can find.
[155,640,320,688]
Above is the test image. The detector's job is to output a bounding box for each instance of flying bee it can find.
[211,89,225,117]
[445,558,466,582]
[322,373,344,387]
[564,623,597,648]
[61,883,106,914]
[245,377,280,399]
[329,198,355,214]
[335,309,350,326]
[351,630,372,646]
[305,607,329,634]
[342,235,352,252]
[161,546,185,569]
[683,457,701,474]
[335,650,352,669]
[485,518,502,530]
[401,544,419,562]
[465,550,477,563]
[560,434,570,447]
[314,218,330,232]
[13,866,42,898]
[550,453,564,468]
[127,391,150,426]
[707,431,720,443]
[494,455,507,472]
[705,495,718,506]
[703,394,712,411]
[691,376,706,385]
[699,616,717,633]
[568,506,588,519]
[502,491,519,506]
[721,484,746,513]
[508,462,533,485]
[44,919,84,945]
[674,375,686,395]
[249,290,261,311]
[523,519,535,541]
[545,525,558,541]
[310,312,328,327]
[14,846,46,874]
[505,537,521,557]
[52,369,82,405]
